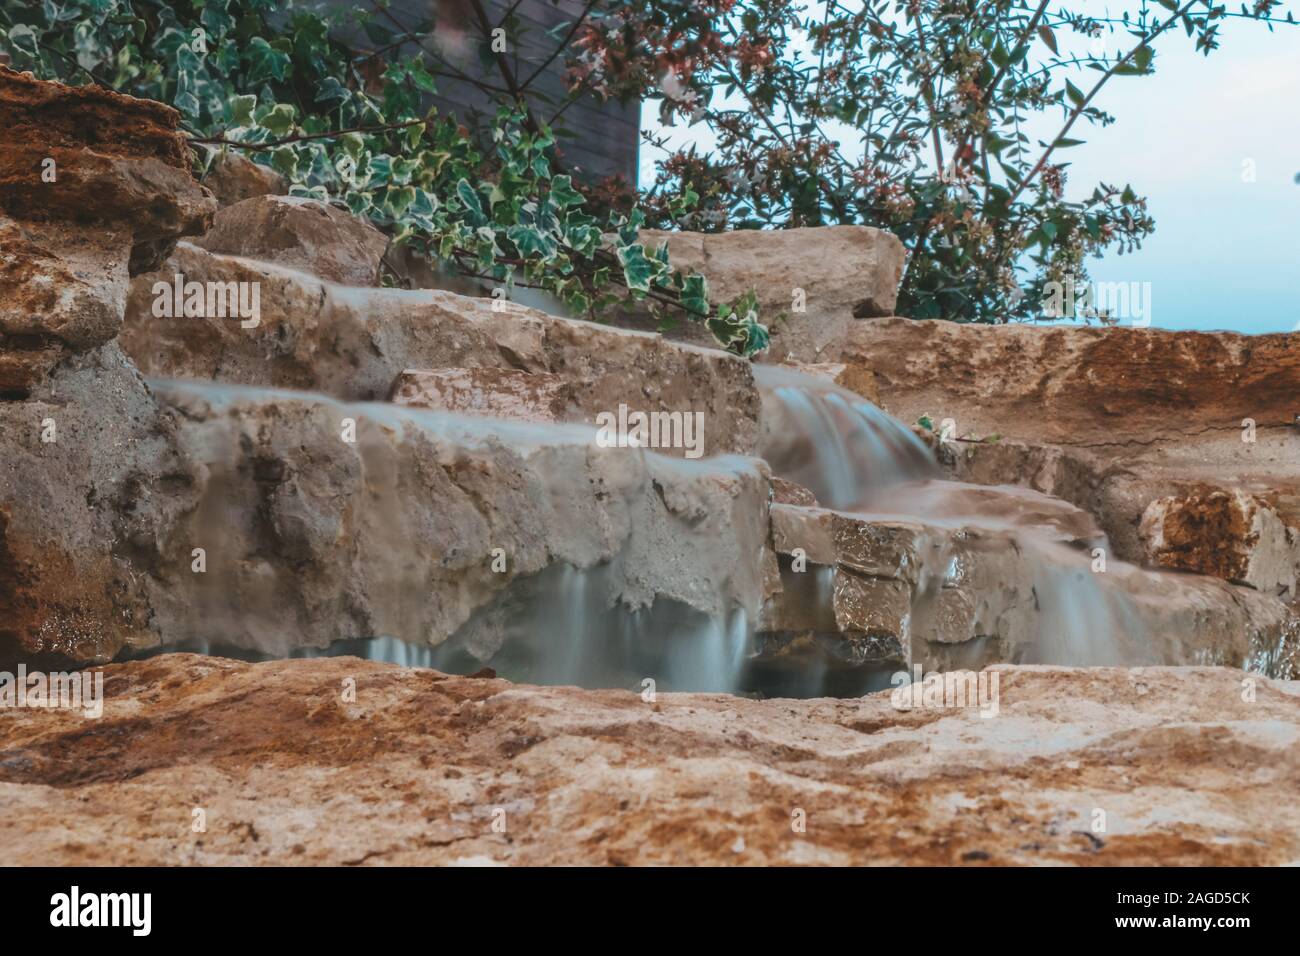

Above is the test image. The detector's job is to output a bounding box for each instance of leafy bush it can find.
[4,1,1294,333]
[0,0,768,354]
[615,0,1295,322]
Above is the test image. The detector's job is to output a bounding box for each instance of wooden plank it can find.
[384,0,641,183]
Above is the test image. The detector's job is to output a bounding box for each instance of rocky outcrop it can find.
[391,368,573,422]
[0,72,773,668]
[191,194,388,285]
[637,225,906,363]
[129,381,776,661]
[0,67,214,274]
[0,70,215,667]
[1139,488,1300,596]
[0,68,215,395]
[122,242,762,456]
[837,317,1300,596]
[1,654,1296,865]
[835,317,1300,445]
[763,498,1298,676]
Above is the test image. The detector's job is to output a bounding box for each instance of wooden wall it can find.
[386,0,642,184]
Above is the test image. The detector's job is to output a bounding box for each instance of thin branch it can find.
[191,118,426,151]
[520,0,599,91]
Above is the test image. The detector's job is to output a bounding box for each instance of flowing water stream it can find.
[129,365,1259,693]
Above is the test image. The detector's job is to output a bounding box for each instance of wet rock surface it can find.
[134,381,776,661]
[763,499,1297,675]
[839,317,1300,597]
[1,654,1296,866]
[123,243,763,456]
[390,367,574,422]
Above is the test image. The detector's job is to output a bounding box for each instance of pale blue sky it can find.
[641,4,1300,334]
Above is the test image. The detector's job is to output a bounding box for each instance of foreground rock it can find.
[124,242,762,455]
[836,318,1300,596]
[0,655,1295,866]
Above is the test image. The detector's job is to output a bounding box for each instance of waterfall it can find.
[128,365,1209,693]
[754,364,935,507]
[755,363,1153,670]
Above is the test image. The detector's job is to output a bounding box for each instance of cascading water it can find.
[133,363,1246,694]
[755,365,935,508]
[755,364,1155,670]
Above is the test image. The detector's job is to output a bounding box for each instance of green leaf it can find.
[387,186,417,216]
[549,175,583,208]
[681,274,709,317]
[229,94,256,127]
[455,179,487,226]
[340,132,365,160]
[260,103,296,136]
[270,146,298,178]
[618,243,656,293]
[507,223,558,258]
[244,36,290,84]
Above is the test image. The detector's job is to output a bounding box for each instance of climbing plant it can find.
[0,0,768,355]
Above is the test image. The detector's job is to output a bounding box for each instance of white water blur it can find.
[140,363,1204,689]
[428,562,756,693]
[754,365,935,508]
[756,364,1155,668]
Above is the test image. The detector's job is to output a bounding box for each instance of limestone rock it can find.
[638,225,907,363]
[1,655,1296,865]
[1140,488,1300,596]
[841,318,1300,594]
[771,477,818,507]
[201,151,287,206]
[0,219,127,355]
[123,243,762,456]
[837,317,1300,448]
[794,361,882,405]
[0,343,187,668]
[0,66,215,267]
[391,368,573,422]
[0,71,217,665]
[763,500,1298,675]
[191,194,389,286]
[126,381,777,662]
